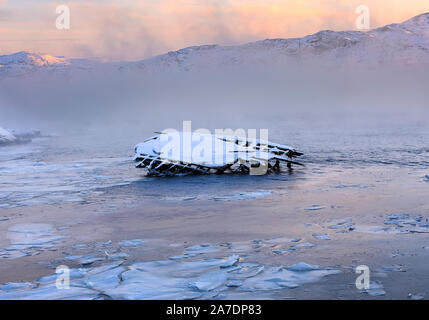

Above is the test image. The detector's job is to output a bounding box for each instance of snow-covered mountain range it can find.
[1,13,428,76]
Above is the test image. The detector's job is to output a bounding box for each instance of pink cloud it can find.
[0,0,428,60]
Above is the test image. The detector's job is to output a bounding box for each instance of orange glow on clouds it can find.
[0,0,428,60]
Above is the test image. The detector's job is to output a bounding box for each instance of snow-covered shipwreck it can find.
[134,132,303,176]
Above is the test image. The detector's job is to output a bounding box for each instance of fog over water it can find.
[0,64,428,208]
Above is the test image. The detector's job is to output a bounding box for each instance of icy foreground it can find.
[0,13,428,76]
[0,235,340,300]
[0,258,340,300]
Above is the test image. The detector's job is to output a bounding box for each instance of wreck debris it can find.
[134,132,303,176]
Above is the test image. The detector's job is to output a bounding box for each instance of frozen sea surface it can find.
[1,107,429,299]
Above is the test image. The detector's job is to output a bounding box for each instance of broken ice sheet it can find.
[7,224,65,247]
[0,224,65,259]
[37,268,87,284]
[236,263,340,292]
[0,253,340,300]
[82,266,125,291]
[189,271,229,291]
[219,255,239,268]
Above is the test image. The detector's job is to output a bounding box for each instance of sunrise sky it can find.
[0,0,428,61]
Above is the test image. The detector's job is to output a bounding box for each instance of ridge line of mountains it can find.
[0,12,428,75]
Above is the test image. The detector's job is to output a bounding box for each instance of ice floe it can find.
[236,264,340,292]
